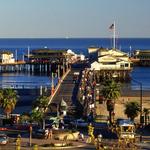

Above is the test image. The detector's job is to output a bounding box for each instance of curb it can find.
[20,142,89,150]
[38,143,87,149]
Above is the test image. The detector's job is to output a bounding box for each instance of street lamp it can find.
[132,79,143,124]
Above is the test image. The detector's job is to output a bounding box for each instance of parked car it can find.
[71,119,88,128]
[32,129,47,139]
[45,119,55,128]
[93,122,109,130]
[63,116,74,125]
[0,134,8,145]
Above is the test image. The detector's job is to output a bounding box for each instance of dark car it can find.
[63,116,74,124]
[93,122,109,130]
[32,129,47,139]
[45,119,55,128]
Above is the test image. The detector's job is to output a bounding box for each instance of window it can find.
[125,63,129,67]
[120,64,124,68]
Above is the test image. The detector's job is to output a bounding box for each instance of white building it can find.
[0,51,15,64]
[67,49,85,63]
[91,48,132,71]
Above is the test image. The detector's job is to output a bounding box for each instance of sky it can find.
[0,0,150,38]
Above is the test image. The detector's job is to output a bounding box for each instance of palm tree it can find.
[143,108,149,125]
[1,89,18,118]
[101,79,120,124]
[20,113,30,124]
[33,95,49,112]
[124,101,140,121]
[0,89,4,106]
[30,108,44,127]
[32,95,49,129]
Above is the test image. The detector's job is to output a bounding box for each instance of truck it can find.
[117,119,135,140]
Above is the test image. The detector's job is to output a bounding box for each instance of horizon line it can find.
[0,37,150,39]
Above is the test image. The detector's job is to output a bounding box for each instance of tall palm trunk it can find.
[145,114,147,125]
[109,111,112,124]
[43,118,45,130]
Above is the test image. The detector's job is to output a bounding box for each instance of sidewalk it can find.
[17,137,94,150]
[9,136,150,150]
[136,142,150,150]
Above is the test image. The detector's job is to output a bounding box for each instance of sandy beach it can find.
[96,89,150,122]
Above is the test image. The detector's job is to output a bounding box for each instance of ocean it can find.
[0,38,150,90]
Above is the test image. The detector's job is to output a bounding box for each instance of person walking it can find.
[48,128,53,139]
[45,129,49,139]
[79,132,84,141]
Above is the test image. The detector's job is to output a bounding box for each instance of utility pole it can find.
[132,79,143,124]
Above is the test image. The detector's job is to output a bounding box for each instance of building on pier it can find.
[0,48,81,73]
[25,49,67,63]
[0,51,15,64]
[90,48,132,81]
[23,49,70,74]
[133,50,150,66]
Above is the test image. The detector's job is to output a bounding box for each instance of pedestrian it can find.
[97,134,102,142]
[48,128,53,139]
[45,128,49,139]
[16,134,21,146]
[79,132,84,141]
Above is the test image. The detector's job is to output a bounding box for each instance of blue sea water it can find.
[0,38,150,90]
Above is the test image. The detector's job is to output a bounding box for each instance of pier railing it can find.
[48,69,71,105]
[0,81,51,89]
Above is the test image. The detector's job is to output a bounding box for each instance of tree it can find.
[20,113,30,124]
[101,79,120,124]
[30,108,44,127]
[143,108,149,125]
[1,89,18,118]
[0,89,4,105]
[33,95,49,112]
[32,95,49,129]
[124,101,140,121]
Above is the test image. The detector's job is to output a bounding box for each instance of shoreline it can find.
[121,88,150,97]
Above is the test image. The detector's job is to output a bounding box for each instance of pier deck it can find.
[49,68,81,112]
[49,62,87,115]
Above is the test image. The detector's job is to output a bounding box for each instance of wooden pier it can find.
[93,69,132,83]
[0,49,71,75]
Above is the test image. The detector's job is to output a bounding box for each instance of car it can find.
[0,134,8,145]
[63,116,74,125]
[45,119,55,128]
[71,119,88,128]
[32,129,48,139]
[93,122,109,130]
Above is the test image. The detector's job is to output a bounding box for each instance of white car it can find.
[0,134,8,145]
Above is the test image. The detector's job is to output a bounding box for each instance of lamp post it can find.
[51,72,55,95]
[29,125,32,147]
[132,79,143,124]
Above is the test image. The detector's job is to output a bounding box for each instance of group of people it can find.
[79,69,96,119]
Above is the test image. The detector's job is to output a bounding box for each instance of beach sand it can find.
[96,89,150,122]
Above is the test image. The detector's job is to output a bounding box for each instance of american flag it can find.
[109,24,114,30]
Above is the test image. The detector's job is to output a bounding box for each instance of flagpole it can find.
[130,46,132,57]
[15,49,18,62]
[27,46,30,61]
[113,21,116,49]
